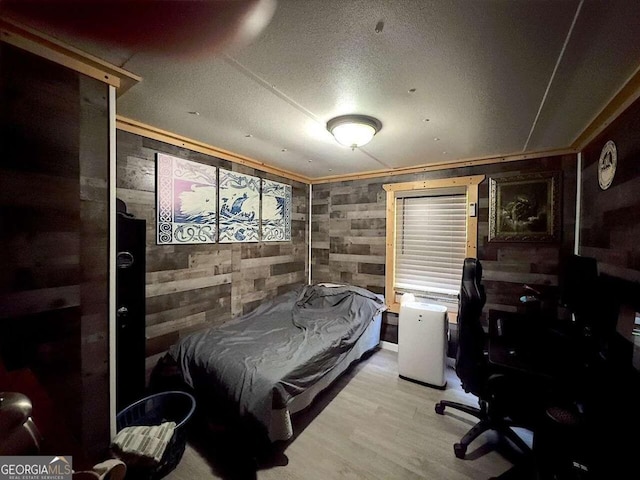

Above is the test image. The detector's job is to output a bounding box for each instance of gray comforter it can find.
[168,284,385,434]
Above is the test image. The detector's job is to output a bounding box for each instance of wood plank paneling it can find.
[580,95,640,282]
[312,155,577,342]
[116,131,309,372]
[0,44,110,462]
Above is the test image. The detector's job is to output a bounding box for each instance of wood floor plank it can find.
[166,349,518,480]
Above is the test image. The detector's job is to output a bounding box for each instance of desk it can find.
[489,334,558,379]
[488,310,593,416]
[487,309,582,383]
[487,310,591,479]
[488,310,640,479]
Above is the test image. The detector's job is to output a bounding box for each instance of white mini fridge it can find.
[398,296,449,389]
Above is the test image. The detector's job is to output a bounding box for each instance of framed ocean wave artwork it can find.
[156,153,217,244]
[261,179,291,241]
[218,169,260,243]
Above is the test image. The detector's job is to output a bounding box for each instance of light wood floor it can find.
[166,349,529,480]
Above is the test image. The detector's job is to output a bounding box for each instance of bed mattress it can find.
[168,284,386,441]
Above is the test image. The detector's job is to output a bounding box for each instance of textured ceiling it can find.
[4,0,640,179]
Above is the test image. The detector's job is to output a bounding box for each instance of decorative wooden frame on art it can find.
[489,171,561,243]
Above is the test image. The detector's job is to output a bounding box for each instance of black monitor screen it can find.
[559,254,599,313]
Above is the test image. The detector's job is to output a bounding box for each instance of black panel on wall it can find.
[116,201,147,411]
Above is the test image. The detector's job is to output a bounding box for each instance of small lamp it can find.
[327,114,382,150]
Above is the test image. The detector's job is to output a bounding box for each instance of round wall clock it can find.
[598,140,617,190]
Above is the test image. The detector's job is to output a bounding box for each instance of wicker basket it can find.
[115,391,196,480]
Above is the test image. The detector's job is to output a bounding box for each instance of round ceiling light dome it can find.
[327,115,382,149]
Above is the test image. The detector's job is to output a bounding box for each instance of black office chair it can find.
[435,258,537,459]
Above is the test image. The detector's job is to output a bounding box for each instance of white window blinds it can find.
[395,192,467,296]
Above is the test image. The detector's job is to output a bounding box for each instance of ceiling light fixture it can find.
[326,114,382,150]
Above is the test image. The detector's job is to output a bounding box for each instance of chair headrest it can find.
[462,258,482,283]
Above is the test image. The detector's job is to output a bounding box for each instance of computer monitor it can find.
[559,254,599,315]
[558,254,620,352]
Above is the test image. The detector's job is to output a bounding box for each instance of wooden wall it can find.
[0,44,110,460]
[312,154,577,342]
[580,96,640,282]
[115,131,309,375]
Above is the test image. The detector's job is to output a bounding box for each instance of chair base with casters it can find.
[434,398,532,459]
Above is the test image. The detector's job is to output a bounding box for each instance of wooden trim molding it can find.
[108,85,117,439]
[383,175,485,313]
[312,148,575,184]
[572,64,640,151]
[115,114,575,186]
[3,17,638,185]
[383,174,486,193]
[384,186,397,313]
[0,17,141,95]
[116,116,313,184]
[5,15,637,185]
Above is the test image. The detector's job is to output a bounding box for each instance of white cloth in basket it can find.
[111,421,176,467]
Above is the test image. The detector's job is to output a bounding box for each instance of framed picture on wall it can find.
[156,153,217,244]
[218,169,260,242]
[488,171,561,242]
[261,179,292,241]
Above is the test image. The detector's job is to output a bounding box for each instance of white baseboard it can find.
[380,340,398,352]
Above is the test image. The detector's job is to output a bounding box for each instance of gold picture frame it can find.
[488,171,561,242]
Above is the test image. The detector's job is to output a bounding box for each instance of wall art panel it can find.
[156,153,217,244]
[262,179,291,241]
[219,169,260,242]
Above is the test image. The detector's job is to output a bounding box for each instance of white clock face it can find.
[598,140,617,190]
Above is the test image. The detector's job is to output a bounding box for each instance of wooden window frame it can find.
[383,175,485,314]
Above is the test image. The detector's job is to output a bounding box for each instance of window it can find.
[384,175,484,314]
[395,190,467,296]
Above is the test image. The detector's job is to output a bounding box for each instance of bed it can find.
[166,283,386,441]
